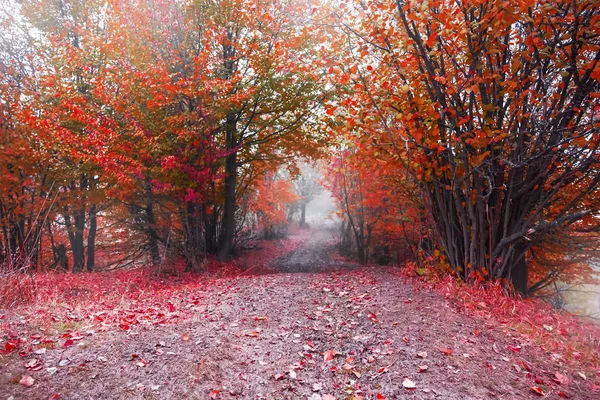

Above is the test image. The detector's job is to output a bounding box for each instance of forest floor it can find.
[1,226,599,400]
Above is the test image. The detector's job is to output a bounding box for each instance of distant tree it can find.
[292,162,323,228]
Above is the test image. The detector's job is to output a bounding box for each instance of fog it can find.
[303,189,339,226]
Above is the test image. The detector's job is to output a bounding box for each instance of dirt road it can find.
[0,229,593,399]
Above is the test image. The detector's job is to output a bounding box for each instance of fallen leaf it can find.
[367,312,379,322]
[418,365,428,373]
[323,349,336,362]
[530,386,545,396]
[19,375,35,387]
[181,334,189,342]
[402,378,416,389]
[209,389,220,398]
[376,394,386,400]
[554,372,569,385]
[1,341,17,353]
[439,348,453,356]
[578,372,587,380]
[417,351,428,358]
[254,316,267,321]
[63,339,74,348]
[519,360,531,371]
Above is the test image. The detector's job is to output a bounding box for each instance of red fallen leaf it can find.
[167,302,176,312]
[254,316,267,321]
[136,360,147,367]
[418,365,428,373]
[519,360,531,371]
[439,348,453,356]
[181,334,189,341]
[402,337,410,344]
[119,324,130,331]
[558,391,569,398]
[378,367,388,374]
[367,312,379,322]
[273,373,284,380]
[507,345,522,352]
[245,331,259,337]
[19,375,35,387]
[554,372,569,385]
[530,386,545,396]
[402,378,416,389]
[417,351,428,358]
[50,394,61,399]
[1,341,17,353]
[535,378,545,384]
[376,394,386,399]
[63,339,74,348]
[209,389,220,398]
[473,329,480,336]
[323,349,336,362]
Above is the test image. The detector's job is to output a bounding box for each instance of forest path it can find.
[272,225,358,274]
[0,229,593,399]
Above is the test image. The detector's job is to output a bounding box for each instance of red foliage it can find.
[400,262,600,378]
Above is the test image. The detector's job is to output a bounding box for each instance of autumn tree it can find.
[329,0,600,292]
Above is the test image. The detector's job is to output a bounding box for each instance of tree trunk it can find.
[144,181,161,265]
[510,243,529,294]
[299,204,307,228]
[86,203,97,272]
[218,113,238,261]
[183,201,205,272]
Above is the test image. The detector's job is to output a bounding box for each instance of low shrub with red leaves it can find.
[400,262,600,380]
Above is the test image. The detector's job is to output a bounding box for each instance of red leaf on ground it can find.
[417,351,428,358]
[209,389,220,398]
[418,365,428,373]
[63,339,74,348]
[19,375,35,387]
[167,302,176,312]
[439,347,453,356]
[323,349,335,362]
[530,386,545,396]
[1,341,17,353]
[376,394,386,399]
[367,311,379,323]
[519,360,531,371]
